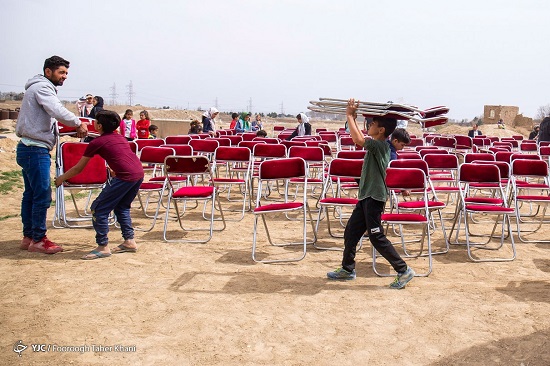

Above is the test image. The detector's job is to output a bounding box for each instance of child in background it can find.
[136,110,151,138]
[256,129,268,137]
[388,128,411,161]
[55,110,144,260]
[188,120,203,134]
[148,125,159,139]
[229,113,239,130]
[119,109,137,141]
[251,115,263,132]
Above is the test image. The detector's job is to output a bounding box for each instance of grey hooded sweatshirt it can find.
[15,74,81,150]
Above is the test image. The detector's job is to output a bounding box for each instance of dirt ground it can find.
[1,111,549,365]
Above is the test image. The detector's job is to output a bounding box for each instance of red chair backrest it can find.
[160,144,193,155]
[423,153,459,169]
[510,153,541,162]
[418,149,448,158]
[214,146,251,162]
[253,137,279,144]
[165,135,191,145]
[189,139,219,154]
[386,167,426,190]
[407,138,424,147]
[288,146,324,162]
[459,163,500,183]
[259,157,305,180]
[207,137,231,147]
[238,140,266,150]
[337,150,366,159]
[464,153,495,163]
[389,159,429,175]
[135,138,165,151]
[241,132,257,141]
[253,143,287,158]
[226,135,243,146]
[61,142,107,185]
[139,146,176,164]
[328,158,363,178]
[511,159,548,177]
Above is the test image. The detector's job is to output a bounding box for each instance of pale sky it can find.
[2,0,549,120]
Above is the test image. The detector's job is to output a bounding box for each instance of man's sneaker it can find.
[20,236,33,250]
[327,267,356,280]
[389,266,415,289]
[28,236,63,254]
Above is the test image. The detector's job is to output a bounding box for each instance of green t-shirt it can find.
[358,139,390,202]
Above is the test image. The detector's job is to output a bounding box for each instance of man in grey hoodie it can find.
[15,55,88,254]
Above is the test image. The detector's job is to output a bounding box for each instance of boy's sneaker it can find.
[20,236,33,250]
[327,267,356,280]
[389,266,415,289]
[28,236,63,254]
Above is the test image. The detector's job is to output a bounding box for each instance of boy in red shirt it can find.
[55,110,144,260]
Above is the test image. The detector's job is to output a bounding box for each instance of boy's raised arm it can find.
[346,98,366,147]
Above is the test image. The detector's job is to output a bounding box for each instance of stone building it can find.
[483,105,532,128]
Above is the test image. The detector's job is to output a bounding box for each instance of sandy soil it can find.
[1,110,549,365]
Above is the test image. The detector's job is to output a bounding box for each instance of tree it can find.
[267,112,278,118]
[535,104,550,121]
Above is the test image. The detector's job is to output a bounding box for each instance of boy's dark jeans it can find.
[91,177,143,246]
[342,197,407,273]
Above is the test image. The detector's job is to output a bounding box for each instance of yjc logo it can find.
[13,340,27,357]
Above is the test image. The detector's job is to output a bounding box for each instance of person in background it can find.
[188,120,203,134]
[55,110,143,260]
[251,115,263,132]
[528,125,540,140]
[148,125,159,139]
[467,123,482,138]
[256,129,268,138]
[235,112,251,133]
[497,119,506,130]
[87,95,104,119]
[15,55,88,254]
[119,109,137,141]
[76,93,94,117]
[136,110,151,139]
[538,117,550,143]
[326,98,415,289]
[229,113,239,130]
[388,128,411,161]
[286,113,311,140]
[202,107,219,136]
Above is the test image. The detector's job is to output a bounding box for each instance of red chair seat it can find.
[212,178,246,184]
[140,182,164,190]
[319,197,358,205]
[516,182,549,189]
[289,177,323,183]
[150,176,187,182]
[464,197,503,204]
[382,213,428,222]
[254,202,303,213]
[465,205,514,213]
[432,186,459,191]
[516,195,550,201]
[398,201,445,209]
[173,186,214,198]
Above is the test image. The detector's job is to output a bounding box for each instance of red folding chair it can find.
[211,146,253,221]
[53,142,109,228]
[510,159,550,243]
[314,158,363,250]
[252,157,314,263]
[452,163,516,262]
[374,167,433,276]
[134,146,176,232]
[337,150,366,159]
[162,155,226,243]
[189,139,219,160]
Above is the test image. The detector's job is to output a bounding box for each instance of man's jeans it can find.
[16,143,52,241]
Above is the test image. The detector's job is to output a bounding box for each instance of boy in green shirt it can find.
[327,99,415,289]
